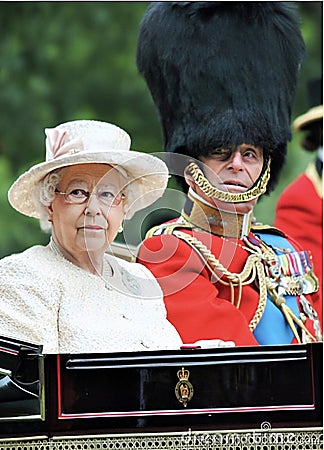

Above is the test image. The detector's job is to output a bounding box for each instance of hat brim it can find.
[293,105,323,131]
[8,149,169,220]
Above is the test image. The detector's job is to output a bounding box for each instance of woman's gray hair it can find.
[37,168,63,232]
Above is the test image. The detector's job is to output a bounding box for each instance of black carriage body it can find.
[0,336,322,440]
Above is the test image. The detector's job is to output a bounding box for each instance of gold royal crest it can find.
[175,367,194,407]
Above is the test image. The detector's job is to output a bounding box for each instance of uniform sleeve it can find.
[274,174,322,250]
[137,234,258,346]
[274,175,323,324]
[0,258,60,353]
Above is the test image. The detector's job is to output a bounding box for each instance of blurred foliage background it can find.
[0,1,322,258]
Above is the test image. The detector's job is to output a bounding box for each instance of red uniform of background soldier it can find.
[136,2,322,347]
[275,78,323,326]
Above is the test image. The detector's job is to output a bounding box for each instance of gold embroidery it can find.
[187,159,271,203]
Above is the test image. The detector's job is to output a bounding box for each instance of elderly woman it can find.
[0,120,182,354]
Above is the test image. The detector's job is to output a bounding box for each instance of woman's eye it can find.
[70,189,88,198]
[100,191,115,199]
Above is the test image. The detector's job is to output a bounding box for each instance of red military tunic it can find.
[274,163,323,326]
[137,221,321,346]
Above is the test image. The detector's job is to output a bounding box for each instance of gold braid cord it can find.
[173,230,267,331]
[265,280,316,343]
[244,235,317,343]
[188,159,271,203]
[173,230,317,341]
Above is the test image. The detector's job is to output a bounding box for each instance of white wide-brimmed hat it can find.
[8,120,169,219]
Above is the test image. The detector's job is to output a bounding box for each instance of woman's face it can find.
[49,163,125,258]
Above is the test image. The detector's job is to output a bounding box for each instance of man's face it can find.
[189,144,264,214]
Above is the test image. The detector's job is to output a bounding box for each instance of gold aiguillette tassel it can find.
[280,303,301,343]
[267,285,316,343]
[284,306,317,342]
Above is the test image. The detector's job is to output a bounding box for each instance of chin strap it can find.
[187,158,271,203]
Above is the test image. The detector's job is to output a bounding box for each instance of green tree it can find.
[0,1,322,257]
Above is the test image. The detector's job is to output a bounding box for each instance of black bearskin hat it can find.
[137,2,305,192]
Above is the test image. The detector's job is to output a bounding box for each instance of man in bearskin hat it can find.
[275,78,323,326]
[136,2,322,346]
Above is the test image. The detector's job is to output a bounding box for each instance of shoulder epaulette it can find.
[145,221,193,239]
[251,222,286,237]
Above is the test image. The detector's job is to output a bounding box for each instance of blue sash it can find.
[252,232,301,345]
